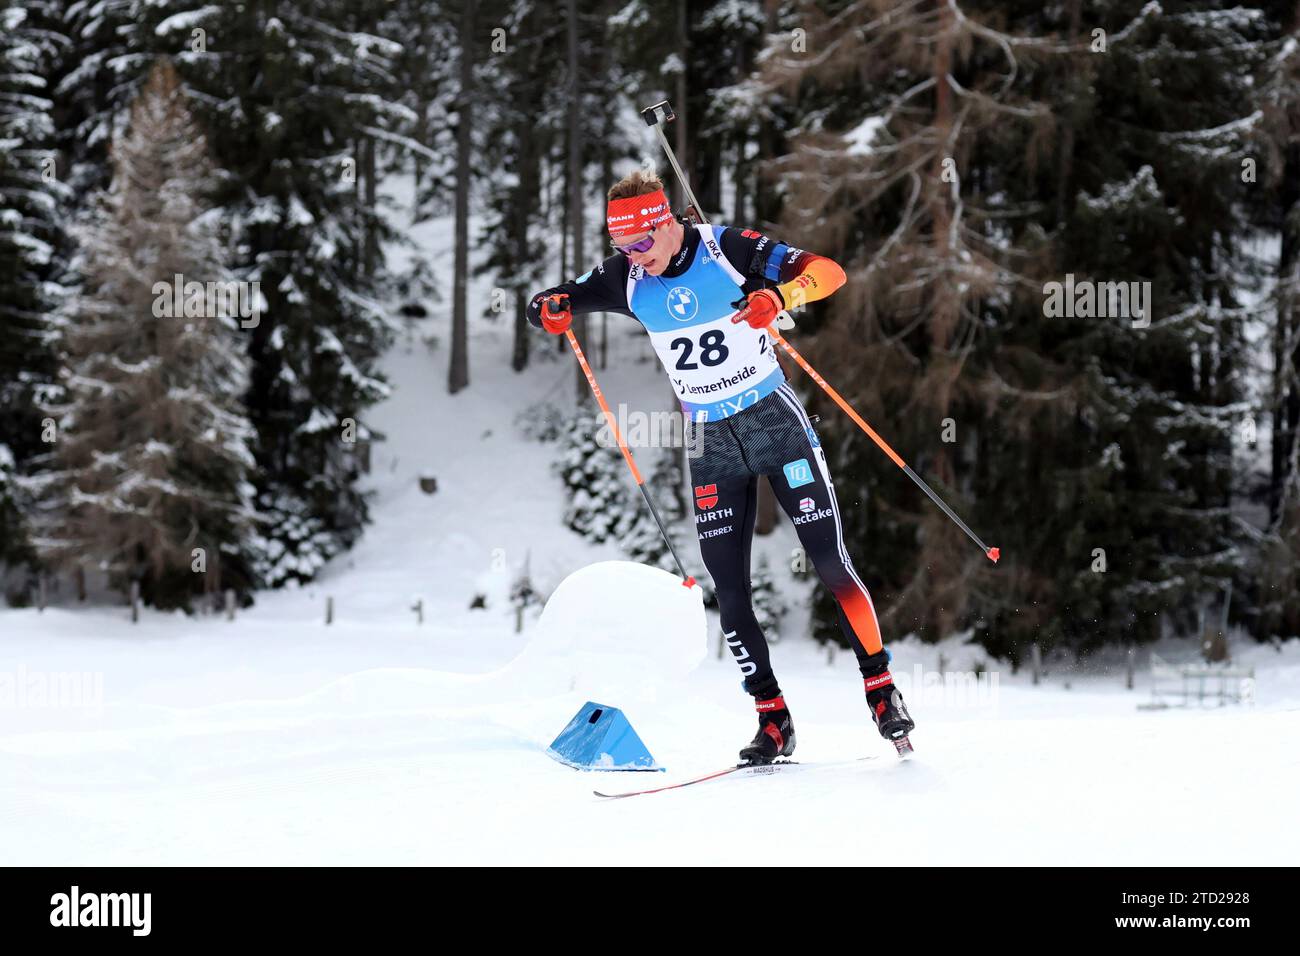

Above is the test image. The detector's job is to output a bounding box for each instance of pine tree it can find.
[762,0,1066,648]
[1247,0,1300,639]
[556,411,639,542]
[26,60,258,608]
[132,2,408,584]
[764,1,1270,657]
[49,0,141,199]
[0,0,70,571]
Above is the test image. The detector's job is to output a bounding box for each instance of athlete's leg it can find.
[691,472,779,693]
[753,385,889,678]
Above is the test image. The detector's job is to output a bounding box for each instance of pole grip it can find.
[640,100,675,127]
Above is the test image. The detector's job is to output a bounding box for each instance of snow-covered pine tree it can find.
[556,410,638,542]
[1245,1,1300,640]
[29,1,415,587]
[0,0,70,570]
[27,60,258,609]
[47,1,141,198]
[129,2,410,585]
[1026,3,1271,652]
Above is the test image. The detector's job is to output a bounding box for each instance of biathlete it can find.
[527,170,915,763]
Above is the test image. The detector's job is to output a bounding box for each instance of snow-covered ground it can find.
[2,188,1298,866]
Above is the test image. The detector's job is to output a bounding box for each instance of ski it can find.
[893,735,915,758]
[593,756,876,800]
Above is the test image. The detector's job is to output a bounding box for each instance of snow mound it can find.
[498,561,707,703]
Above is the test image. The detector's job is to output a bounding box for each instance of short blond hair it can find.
[607,168,666,202]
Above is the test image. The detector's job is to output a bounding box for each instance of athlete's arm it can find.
[525,255,633,329]
[718,227,847,309]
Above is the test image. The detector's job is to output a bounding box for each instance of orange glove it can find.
[731,288,784,329]
[540,294,572,334]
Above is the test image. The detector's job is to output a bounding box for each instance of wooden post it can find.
[225,589,236,621]
[325,596,334,625]
[130,580,140,623]
[938,653,947,680]
[76,566,86,602]
[37,573,46,612]
[1125,644,1135,690]
[412,597,423,625]
[1031,642,1042,686]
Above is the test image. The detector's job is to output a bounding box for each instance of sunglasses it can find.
[611,229,657,256]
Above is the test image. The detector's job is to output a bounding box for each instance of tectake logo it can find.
[694,484,719,509]
[668,287,698,321]
[792,504,833,525]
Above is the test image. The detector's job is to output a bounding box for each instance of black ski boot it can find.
[738,693,796,766]
[864,671,915,752]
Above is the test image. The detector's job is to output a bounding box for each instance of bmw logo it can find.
[667,287,698,321]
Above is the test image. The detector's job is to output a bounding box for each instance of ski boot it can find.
[738,693,796,766]
[864,671,915,756]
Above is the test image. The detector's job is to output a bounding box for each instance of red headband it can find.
[606,189,674,241]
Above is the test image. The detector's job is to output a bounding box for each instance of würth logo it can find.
[694,484,719,509]
[50,885,151,936]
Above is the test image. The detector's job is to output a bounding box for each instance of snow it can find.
[843,115,886,156]
[154,7,222,37]
[2,173,1297,865]
[3,593,1298,863]
[512,561,708,701]
[296,407,337,435]
[1079,165,1163,214]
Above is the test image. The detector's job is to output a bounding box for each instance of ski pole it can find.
[640,101,707,226]
[768,328,999,563]
[641,99,794,331]
[563,321,697,588]
[640,99,999,565]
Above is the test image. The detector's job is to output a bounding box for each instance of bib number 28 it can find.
[670,330,729,370]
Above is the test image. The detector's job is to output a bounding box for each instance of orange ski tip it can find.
[682,576,697,588]
[987,547,1000,563]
